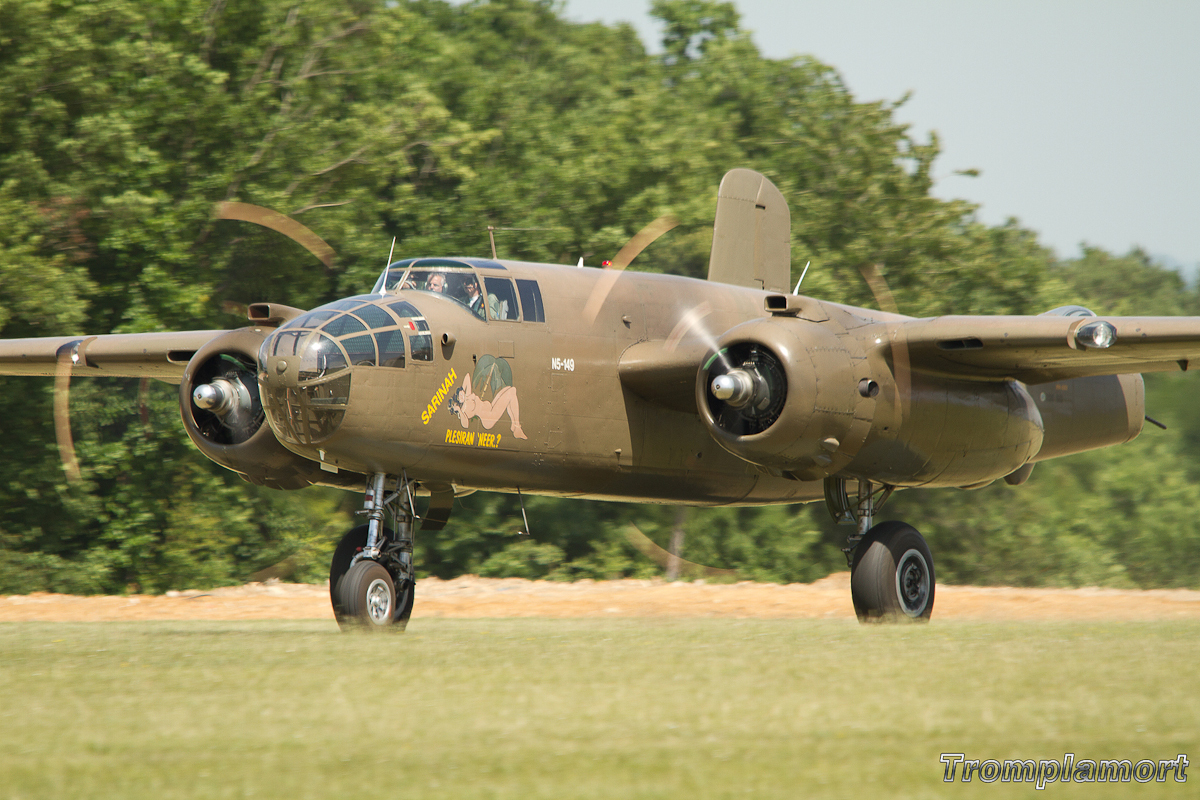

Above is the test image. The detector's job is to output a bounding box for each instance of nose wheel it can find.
[329,524,415,631]
[338,561,398,628]
[329,473,420,632]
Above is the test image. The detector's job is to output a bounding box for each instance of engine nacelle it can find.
[180,328,358,490]
[696,318,859,475]
[1030,373,1144,462]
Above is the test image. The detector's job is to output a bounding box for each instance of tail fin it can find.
[707,169,791,293]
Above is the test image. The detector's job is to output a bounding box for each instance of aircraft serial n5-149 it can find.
[1,169,1193,627]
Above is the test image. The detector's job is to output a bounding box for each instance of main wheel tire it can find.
[850,520,934,623]
[337,560,397,631]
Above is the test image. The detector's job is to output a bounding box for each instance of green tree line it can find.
[1,0,1197,593]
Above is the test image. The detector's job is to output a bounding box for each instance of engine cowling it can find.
[696,318,859,475]
[180,328,356,490]
[1030,373,1144,463]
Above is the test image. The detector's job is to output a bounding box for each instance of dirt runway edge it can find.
[4,573,1200,622]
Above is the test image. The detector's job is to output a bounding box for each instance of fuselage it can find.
[255,257,1142,504]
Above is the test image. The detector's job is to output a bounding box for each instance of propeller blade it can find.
[213,201,336,269]
[624,523,737,578]
[138,377,151,433]
[858,262,899,315]
[44,206,316,482]
[53,353,81,483]
[583,214,679,324]
[664,301,714,353]
[611,214,680,272]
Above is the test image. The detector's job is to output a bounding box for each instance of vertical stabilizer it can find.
[707,169,791,293]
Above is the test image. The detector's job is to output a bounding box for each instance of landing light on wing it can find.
[1075,320,1117,349]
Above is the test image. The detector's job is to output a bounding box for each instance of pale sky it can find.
[557,0,1200,272]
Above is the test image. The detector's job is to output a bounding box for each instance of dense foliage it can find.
[1,0,1198,593]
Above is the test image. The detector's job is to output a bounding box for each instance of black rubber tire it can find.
[850,520,934,623]
[329,525,370,625]
[330,525,414,631]
[336,560,397,631]
[393,577,415,630]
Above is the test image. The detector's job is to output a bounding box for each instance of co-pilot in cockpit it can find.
[372,258,522,321]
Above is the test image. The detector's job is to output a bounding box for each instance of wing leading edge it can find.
[0,330,228,383]
[898,315,1200,384]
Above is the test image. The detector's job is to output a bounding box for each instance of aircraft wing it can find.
[0,330,228,383]
[900,315,1200,384]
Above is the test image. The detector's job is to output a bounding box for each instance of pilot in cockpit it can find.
[424,272,447,294]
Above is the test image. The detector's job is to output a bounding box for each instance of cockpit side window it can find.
[402,268,473,303]
[483,277,520,321]
[516,279,545,323]
[419,271,450,294]
[373,257,505,295]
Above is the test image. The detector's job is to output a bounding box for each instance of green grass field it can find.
[1,619,1196,799]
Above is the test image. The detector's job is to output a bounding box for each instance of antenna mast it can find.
[379,237,397,296]
[792,261,811,295]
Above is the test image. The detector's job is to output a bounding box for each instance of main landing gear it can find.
[330,473,453,632]
[825,477,934,623]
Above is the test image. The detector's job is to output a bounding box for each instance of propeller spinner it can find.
[188,354,263,445]
[192,376,255,431]
[710,368,770,410]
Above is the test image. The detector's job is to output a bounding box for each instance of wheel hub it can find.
[895,549,930,617]
[365,577,394,624]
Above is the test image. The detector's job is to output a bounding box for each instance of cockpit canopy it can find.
[372,257,540,322]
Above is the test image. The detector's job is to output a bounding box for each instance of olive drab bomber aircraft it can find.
[0,169,1193,628]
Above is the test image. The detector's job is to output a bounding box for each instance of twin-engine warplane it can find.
[1,170,1194,627]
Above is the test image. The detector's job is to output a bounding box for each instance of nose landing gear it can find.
[329,473,418,632]
[329,523,416,631]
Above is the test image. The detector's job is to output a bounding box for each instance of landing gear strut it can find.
[330,473,418,631]
[825,477,934,622]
